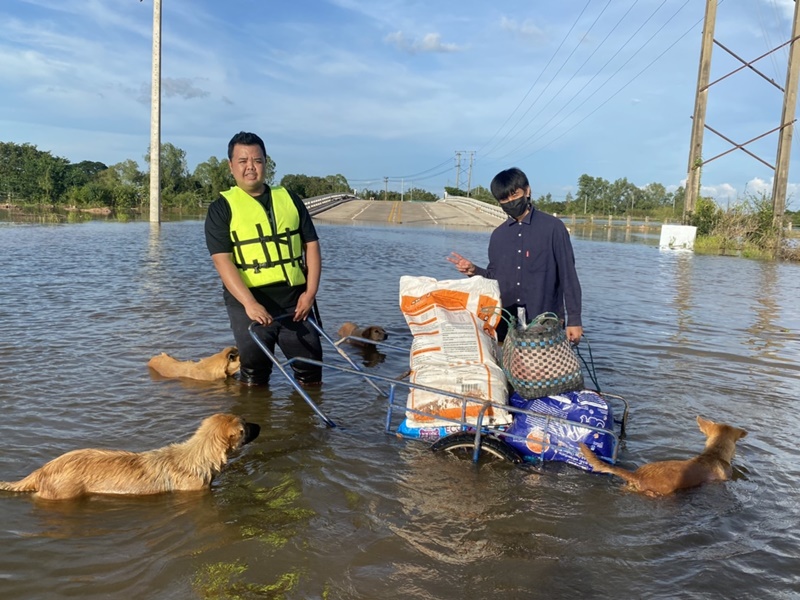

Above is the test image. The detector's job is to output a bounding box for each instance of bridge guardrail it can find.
[303,193,355,215]
[438,195,506,220]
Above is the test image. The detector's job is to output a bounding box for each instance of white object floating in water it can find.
[659,224,697,250]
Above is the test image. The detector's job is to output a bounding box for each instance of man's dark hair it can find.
[227,131,266,160]
[490,167,530,201]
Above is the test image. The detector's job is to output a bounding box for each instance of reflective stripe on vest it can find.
[221,186,306,288]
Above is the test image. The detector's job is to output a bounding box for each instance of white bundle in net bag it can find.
[398,275,511,427]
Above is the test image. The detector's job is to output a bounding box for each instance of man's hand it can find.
[294,291,315,321]
[447,252,476,276]
[244,301,272,326]
[566,325,583,345]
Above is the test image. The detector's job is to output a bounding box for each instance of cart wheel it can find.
[430,432,523,464]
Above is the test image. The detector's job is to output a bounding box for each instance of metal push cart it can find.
[248,317,628,467]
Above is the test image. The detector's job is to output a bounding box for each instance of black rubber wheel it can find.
[430,432,523,464]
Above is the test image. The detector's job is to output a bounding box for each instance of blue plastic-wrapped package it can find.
[502,390,617,471]
[396,419,463,441]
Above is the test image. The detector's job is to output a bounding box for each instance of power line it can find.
[387,156,453,179]
[481,0,615,161]
[492,0,667,163]
[493,0,676,164]
[514,0,698,164]
[476,0,593,158]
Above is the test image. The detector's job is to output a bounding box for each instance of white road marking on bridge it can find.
[351,204,371,220]
[422,205,438,224]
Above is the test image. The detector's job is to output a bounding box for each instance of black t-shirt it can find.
[204,186,320,313]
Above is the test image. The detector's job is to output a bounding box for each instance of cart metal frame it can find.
[248,317,629,465]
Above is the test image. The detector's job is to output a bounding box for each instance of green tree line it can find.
[447,176,687,220]
[2,140,797,230]
[0,140,354,211]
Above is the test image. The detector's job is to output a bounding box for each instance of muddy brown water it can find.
[0,218,799,599]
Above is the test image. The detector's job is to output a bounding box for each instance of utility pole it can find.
[466,151,475,197]
[383,176,388,201]
[454,150,476,195]
[401,178,404,202]
[772,0,800,228]
[149,0,162,224]
[683,0,717,221]
[454,152,462,193]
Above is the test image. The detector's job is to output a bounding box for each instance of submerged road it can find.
[311,199,505,229]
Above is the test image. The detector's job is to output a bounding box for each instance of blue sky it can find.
[2,0,800,205]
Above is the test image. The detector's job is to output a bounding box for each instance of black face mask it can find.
[501,196,530,219]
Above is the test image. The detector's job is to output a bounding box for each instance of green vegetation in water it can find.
[212,466,317,549]
[688,194,798,261]
[192,560,301,600]
[188,465,318,598]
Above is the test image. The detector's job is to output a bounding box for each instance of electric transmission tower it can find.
[684,0,800,229]
[454,151,476,195]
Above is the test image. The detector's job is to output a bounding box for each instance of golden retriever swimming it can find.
[337,322,388,348]
[148,347,240,381]
[0,413,260,500]
[580,416,747,496]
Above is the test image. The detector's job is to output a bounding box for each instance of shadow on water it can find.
[0,218,799,598]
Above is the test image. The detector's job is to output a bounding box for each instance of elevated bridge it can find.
[304,194,505,229]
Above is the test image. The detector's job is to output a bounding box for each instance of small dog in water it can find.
[580,416,747,496]
[0,413,260,500]
[337,322,388,348]
[147,347,240,381]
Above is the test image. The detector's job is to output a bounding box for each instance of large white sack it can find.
[399,275,510,427]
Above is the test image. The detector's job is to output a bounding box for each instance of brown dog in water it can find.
[0,413,260,500]
[337,322,388,348]
[147,347,240,381]
[580,416,747,496]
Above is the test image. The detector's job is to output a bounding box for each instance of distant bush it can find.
[688,197,721,236]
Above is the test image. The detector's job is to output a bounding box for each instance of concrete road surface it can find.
[312,200,505,229]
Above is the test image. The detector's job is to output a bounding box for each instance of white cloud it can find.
[384,31,461,54]
[743,177,772,197]
[499,16,545,40]
[700,182,738,204]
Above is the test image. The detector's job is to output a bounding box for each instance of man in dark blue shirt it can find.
[448,167,583,343]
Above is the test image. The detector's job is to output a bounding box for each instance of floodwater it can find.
[1,217,799,599]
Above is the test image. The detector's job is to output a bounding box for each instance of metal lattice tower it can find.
[684,0,800,227]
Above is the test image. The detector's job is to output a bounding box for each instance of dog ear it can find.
[227,348,239,362]
[696,416,713,431]
[226,419,246,449]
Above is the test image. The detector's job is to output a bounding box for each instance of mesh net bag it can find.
[501,311,584,399]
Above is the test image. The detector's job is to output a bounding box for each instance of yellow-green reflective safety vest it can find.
[221,185,306,288]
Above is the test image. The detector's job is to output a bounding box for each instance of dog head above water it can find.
[360,325,388,343]
[337,322,388,347]
[199,413,261,453]
[219,347,241,377]
[695,415,747,456]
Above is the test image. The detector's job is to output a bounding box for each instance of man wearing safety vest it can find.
[204,131,323,386]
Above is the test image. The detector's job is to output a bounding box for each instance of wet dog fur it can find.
[580,416,747,496]
[337,322,388,348]
[0,413,260,500]
[147,347,240,381]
